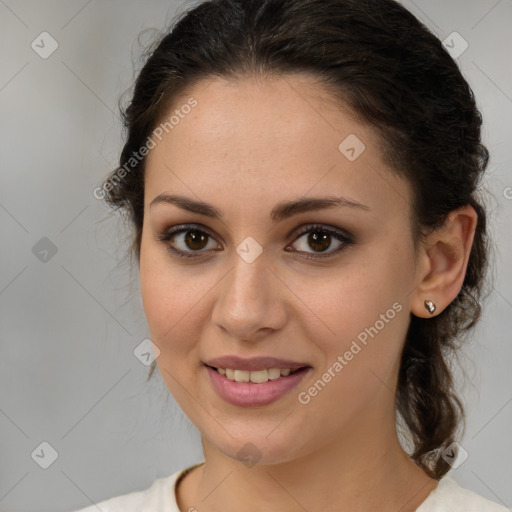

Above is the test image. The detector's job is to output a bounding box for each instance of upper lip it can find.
[204,356,311,371]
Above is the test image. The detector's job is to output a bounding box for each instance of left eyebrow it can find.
[149,194,371,222]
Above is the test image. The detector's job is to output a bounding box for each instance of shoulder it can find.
[70,463,204,512]
[70,473,179,512]
[417,476,510,512]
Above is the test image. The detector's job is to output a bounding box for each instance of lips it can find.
[205,364,312,406]
[203,355,311,372]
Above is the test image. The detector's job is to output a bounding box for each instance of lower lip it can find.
[205,365,311,407]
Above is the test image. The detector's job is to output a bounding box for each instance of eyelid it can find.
[154,223,222,249]
[291,223,353,242]
[155,222,354,259]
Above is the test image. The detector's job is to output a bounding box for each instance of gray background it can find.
[0,1,511,511]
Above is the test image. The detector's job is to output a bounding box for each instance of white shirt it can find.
[72,462,510,512]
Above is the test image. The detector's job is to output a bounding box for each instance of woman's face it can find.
[140,74,421,465]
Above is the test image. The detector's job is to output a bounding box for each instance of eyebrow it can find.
[150,193,371,222]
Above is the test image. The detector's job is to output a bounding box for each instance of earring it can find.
[424,299,436,315]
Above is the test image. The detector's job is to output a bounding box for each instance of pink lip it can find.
[205,365,312,407]
[203,355,310,372]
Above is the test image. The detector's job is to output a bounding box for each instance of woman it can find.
[76,0,508,510]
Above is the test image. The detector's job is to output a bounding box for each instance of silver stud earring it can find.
[424,300,436,315]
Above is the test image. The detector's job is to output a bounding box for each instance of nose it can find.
[211,250,287,342]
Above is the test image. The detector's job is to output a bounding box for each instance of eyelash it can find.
[154,223,354,261]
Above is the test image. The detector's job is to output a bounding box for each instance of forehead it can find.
[144,74,411,218]
[156,74,358,157]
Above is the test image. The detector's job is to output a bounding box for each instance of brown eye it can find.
[183,230,210,251]
[305,232,332,252]
[288,224,353,259]
[155,225,221,258]
[156,223,353,261]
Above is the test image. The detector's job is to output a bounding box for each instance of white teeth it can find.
[234,370,250,382]
[249,370,269,383]
[267,368,281,380]
[215,367,300,383]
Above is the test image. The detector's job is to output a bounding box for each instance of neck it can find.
[177,409,439,512]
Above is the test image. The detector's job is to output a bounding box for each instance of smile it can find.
[207,365,304,383]
[204,364,311,407]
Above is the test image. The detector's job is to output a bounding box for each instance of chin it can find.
[209,431,306,468]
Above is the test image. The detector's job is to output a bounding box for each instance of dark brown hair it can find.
[102,0,490,480]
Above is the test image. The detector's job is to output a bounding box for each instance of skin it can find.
[139,73,477,512]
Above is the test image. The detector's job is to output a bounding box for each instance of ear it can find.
[411,205,478,318]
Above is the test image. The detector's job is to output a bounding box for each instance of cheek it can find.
[298,273,408,427]
[140,272,195,352]
[139,260,199,401]
[139,241,186,345]
[139,244,214,359]
[302,249,412,393]
[307,264,405,340]
[139,258,171,337]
